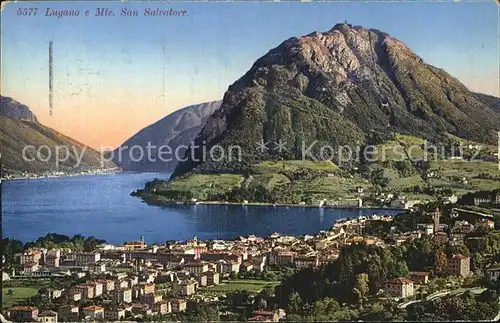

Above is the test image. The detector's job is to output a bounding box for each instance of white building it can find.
[487,264,500,283]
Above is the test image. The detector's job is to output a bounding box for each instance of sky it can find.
[1,1,499,149]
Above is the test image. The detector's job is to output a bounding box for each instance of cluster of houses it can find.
[5,230,338,322]
[331,211,495,299]
[382,251,472,299]
[473,191,500,206]
[6,207,500,322]
[5,216,394,322]
[383,253,500,300]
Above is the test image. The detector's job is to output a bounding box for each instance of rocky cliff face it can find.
[0,96,38,123]
[113,101,222,172]
[173,23,500,177]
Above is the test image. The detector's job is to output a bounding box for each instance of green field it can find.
[428,160,500,192]
[366,136,499,200]
[254,160,340,173]
[2,279,53,309]
[281,175,371,202]
[204,279,280,295]
[147,160,362,204]
[252,160,356,202]
[387,175,426,190]
[142,134,499,206]
[157,173,245,200]
[429,160,499,178]
[445,133,498,155]
[252,173,291,190]
[374,134,426,162]
[2,287,38,309]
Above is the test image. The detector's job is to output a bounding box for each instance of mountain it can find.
[112,101,222,172]
[0,96,116,176]
[0,96,38,123]
[172,23,500,177]
[473,92,500,114]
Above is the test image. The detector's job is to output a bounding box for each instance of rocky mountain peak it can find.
[172,23,500,177]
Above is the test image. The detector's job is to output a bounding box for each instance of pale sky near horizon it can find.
[1,1,499,149]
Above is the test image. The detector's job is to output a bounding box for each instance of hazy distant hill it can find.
[113,101,221,172]
[172,23,500,177]
[0,96,117,175]
[0,96,38,123]
[473,92,500,114]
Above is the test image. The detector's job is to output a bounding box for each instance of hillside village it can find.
[2,3,500,322]
[2,189,500,322]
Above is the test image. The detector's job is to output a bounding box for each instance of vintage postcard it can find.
[1,0,499,321]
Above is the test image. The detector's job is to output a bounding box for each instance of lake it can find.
[2,172,400,243]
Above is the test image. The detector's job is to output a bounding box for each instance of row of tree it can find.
[1,233,107,268]
[24,233,106,253]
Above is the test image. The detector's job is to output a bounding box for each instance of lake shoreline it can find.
[4,172,403,243]
[195,201,406,212]
[1,168,124,182]
[134,192,406,212]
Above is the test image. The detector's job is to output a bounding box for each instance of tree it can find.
[261,286,274,300]
[83,236,105,251]
[1,238,24,266]
[237,311,248,321]
[254,296,267,310]
[192,304,220,321]
[339,256,354,295]
[445,244,470,258]
[71,234,85,250]
[288,292,303,314]
[434,248,447,273]
[361,301,405,321]
[312,298,340,319]
[404,237,433,271]
[407,291,499,321]
[262,270,278,281]
[354,273,369,303]
[283,267,295,278]
[356,273,369,298]
[389,261,409,278]
[286,314,303,321]
[230,290,250,307]
[475,223,492,233]
[22,294,51,311]
[394,160,417,177]
[367,257,385,294]
[371,169,389,188]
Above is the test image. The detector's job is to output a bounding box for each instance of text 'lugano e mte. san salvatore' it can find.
[44,7,187,18]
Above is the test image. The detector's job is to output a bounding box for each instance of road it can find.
[398,287,500,321]
[398,287,486,309]
[492,310,500,322]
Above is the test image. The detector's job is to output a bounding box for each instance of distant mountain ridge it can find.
[473,92,500,114]
[172,23,500,177]
[0,96,116,175]
[112,101,222,172]
[0,96,38,123]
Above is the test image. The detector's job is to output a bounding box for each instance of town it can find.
[1,189,500,322]
[0,168,121,182]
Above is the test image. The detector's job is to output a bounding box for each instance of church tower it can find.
[433,207,441,234]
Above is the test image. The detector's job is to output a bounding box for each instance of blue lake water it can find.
[2,172,400,244]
